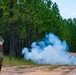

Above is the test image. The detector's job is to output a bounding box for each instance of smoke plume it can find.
[22,32,76,65]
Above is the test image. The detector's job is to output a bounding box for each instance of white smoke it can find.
[22,32,76,65]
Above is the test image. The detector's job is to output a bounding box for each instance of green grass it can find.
[3,56,35,66]
[3,56,61,70]
[48,65,61,70]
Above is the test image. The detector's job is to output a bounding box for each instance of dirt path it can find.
[0,65,76,75]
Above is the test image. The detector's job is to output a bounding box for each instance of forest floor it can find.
[0,65,76,75]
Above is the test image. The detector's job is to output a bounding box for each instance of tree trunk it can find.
[9,0,15,58]
[26,23,31,51]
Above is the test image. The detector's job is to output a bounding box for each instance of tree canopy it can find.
[0,0,76,58]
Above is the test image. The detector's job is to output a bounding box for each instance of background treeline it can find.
[0,0,76,58]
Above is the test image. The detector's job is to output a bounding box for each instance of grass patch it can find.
[3,56,35,66]
[48,65,61,70]
[3,56,61,70]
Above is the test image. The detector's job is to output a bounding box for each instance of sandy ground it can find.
[0,65,76,75]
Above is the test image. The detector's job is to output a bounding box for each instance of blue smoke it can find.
[22,32,76,65]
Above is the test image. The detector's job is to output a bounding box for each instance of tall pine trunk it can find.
[26,23,31,51]
[9,0,15,58]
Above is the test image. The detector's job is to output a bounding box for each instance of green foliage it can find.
[0,0,76,58]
